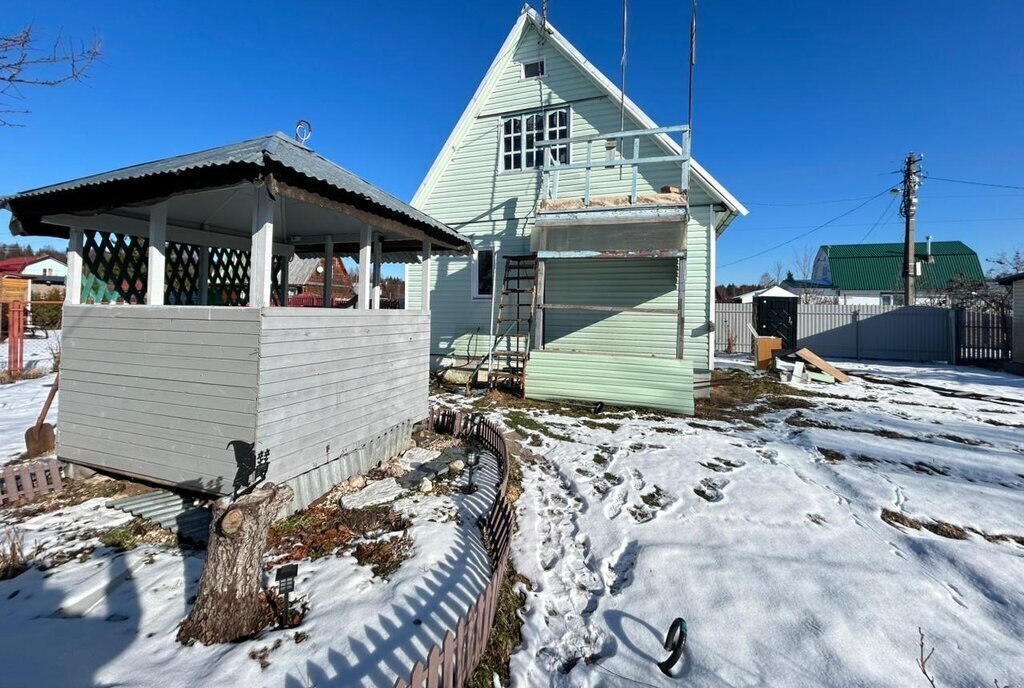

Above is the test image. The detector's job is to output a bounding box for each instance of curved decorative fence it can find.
[394,408,515,688]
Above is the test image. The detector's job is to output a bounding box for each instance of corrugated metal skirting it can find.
[282,419,415,515]
[108,491,211,545]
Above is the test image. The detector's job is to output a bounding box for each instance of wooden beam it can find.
[323,236,334,309]
[42,212,295,257]
[371,233,382,309]
[147,202,167,305]
[358,225,371,309]
[198,247,209,305]
[271,178,467,252]
[421,240,431,312]
[65,227,83,305]
[278,254,289,306]
[249,185,275,307]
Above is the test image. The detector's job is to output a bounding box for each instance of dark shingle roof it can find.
[822,240,984,291]
[1,132,470,251]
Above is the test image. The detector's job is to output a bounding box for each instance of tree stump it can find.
[177,482,294,645]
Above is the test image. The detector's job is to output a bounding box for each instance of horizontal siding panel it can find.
[256,310,430,485]
[526,350,694,414]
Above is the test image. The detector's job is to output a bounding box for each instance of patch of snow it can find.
[485,361,1024,687]
[341,477,406,509]
[0,372,58,465]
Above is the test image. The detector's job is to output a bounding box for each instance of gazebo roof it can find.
[1,132,471,255]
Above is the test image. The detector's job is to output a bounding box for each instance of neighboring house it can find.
[286,255,356,305]
[997,271,1023,374]
[0,254,67,284]
[784,239,984,306]
[407,6,746,412]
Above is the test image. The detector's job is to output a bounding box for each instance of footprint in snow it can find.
[604,540,640,595]
[694,477,728,503]
[700,457,746,472]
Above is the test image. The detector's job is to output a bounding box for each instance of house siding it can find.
[409,21,717,378]
[526,350,694,414]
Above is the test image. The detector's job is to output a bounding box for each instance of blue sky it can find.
[2,1,1022,283]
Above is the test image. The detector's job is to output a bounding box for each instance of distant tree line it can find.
[0,242,67,262]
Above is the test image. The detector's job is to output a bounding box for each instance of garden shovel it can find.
[24,374,58,458]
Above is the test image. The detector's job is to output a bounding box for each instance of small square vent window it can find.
[522,60,545,79]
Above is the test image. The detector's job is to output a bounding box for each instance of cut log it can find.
[793,348,850,383]
[177,483,293,645]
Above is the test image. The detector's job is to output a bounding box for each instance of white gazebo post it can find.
[65,227,84,305]
[278,254,290,306]
[371,233,382,309]
[323,236,334,308]
[146,202,167,305]
[198,247,209,305]
[420,240,431,312]
[249,185,275,308]
[358,225,372,309]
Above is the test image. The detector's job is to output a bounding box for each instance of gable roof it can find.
[821,240,984,292]
[412,4,747,230]
[2,133,470,252]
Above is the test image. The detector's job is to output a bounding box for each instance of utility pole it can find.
[900,152,923,305]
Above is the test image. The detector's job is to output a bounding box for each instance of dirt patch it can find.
[817,447,845,464]
[694,370,823,427]
[921,521,969,540]
[937,433,991,447]
[99,518,176,551]
[268,504,411,565]
[353,533,413,580]
[579,419,622,432]
[881,509,922,531]
[504,411,573,443]
[906,461,950,476]
[786,412,923,442]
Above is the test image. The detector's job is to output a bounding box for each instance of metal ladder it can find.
[488,255,537,394]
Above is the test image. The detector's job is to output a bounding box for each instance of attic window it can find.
[521,59,545,79]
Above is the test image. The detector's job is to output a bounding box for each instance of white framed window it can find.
[880,292,905,306]
[500,107,570,172]
[471,247,495,300]
[521,59,545,79]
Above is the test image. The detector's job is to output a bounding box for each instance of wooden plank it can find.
[793,348,850,383]
[63,304,261,322]
[60,368,257,400]
[59,389,256,430]
[258,357,427,409]
[62,347,257,375]
[59,420,239,467]
[61,376,257,413]
[259,330,426,358]
[59,411,248,449]
[59,358,258,388]
[258,370,426,424]
[64,336,258,362]
[65,325,258,348]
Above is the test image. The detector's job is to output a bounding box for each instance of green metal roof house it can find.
[406,5,747,414]
[802,239,984,306]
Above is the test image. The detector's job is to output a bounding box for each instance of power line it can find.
[746,195,879,207]
[719,187,893,268]
[857,193,899,243]
[924,176,1024,191]
[727,216,1024,232]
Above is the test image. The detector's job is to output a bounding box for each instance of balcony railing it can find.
[538,124,691,208]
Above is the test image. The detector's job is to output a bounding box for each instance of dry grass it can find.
[695,370,821,426]
[98,518,175,551]
[0,527,30,580]
[353,534,413,580]
[268,503,412,569]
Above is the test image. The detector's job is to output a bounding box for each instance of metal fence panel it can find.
[714,303,956,363]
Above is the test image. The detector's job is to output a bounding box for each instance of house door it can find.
[754,296,798,349]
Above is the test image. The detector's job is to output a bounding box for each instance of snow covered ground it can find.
[480,361,1024,687]
[0,444,500,687]
[1,362,1021,687]
[0,372,58,465]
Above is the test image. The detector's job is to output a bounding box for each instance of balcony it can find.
[533,125,692,259]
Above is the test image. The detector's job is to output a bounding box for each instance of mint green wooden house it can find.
[407,6,747,414]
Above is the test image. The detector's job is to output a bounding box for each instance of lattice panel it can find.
[207,247,249,306]
[82,231,148,304]
[165,242,203,305]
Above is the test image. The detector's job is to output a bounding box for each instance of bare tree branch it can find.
[0,23,101,126]
[917,627,938,688]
